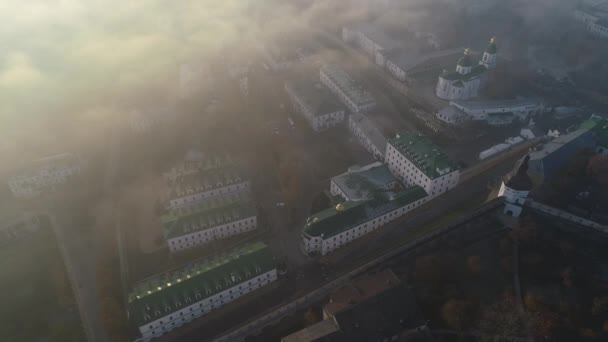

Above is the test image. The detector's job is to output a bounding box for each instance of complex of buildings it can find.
[342,22,462,82]
[348,112,387,160]
[385,132,460,198]
[128,242,277,341]
[320,65,376,113]
[284,79,346,132]
[161,193,257,253]
[7,153,82,198]
[435,38,497,101]
[301,183,428,256]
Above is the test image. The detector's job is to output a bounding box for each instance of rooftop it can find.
[441,64,486,82]
[10,153,81,179]
[349,112,387,154]
[451,98,542,111]
[128,242,275,326]
[166,164,245,199]
[285,79,346,117]
[302,186,428,239]
[529,124,596,161]
[325,269,400,317]
[385,47,463,74]
[331,162,399,201]
[330,284,425,341]
[388,132,458,179]
[320,65,375,107]
[346,22,412,51]
[580,114,608,147]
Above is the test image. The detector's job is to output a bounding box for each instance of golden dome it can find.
[335,203,345,211]
[490,37,496,44]
[463,48,471,55]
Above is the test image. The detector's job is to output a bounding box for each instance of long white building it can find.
[574,9,608,39]
[438,98,544,126]
[161,194,257,253]
[320,65,376,113]
[163,163,249,210]
[385,133,460,198]
[128,242,277,341]
[7,153,82,198]
[301,185,428,256]
[348,112,387,160]
[284,79,346,132]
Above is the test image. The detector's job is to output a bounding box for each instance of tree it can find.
[441,299,474,330]
[414,255,443,284]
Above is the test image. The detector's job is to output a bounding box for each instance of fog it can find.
[0,0,583,171]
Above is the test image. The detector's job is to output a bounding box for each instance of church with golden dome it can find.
[435,37,497,101]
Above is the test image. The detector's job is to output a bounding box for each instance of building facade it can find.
[385,133,460,198]
[129,242,277,341]
[284,80,346,132]
[330,162,399,201]
[162,196,257,253]
[164,164,249,210]
[301,186,428,256]
[7,153,82,198]
[348,113,387,160]
[450,98,543,122]
[320,65,376,113]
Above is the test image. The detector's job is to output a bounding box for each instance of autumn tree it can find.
[441,299,475,330]
[466,255,482,275]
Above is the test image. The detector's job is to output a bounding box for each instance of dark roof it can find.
[324,284,425,342]
[457,54,473,67]
[505,155,533,191]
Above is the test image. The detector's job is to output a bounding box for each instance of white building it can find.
[450,98,543,123]
[348,113,387,160]
[163,156,249,210]
[128,242,277,341]
[161,194,257,253]
[129,107,174,133]
[330,162,400,202]
[498,156,533,217]
[284,79,346,132]
[0,209,40,243]
[301,186,428,256]
[385,133,460,198]
[436,106,469,125]
[320,65,376,113]
[436,38,497,101]
[7,153,82,198]
[574,9,608,39]
[342,23,461,82]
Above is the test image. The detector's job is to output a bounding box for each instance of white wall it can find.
[167,216,257,252]
[138,269,278,340]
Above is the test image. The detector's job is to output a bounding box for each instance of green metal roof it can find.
[457,54,473,67]
[388,132,458,179]
[161,198,256,240]
[302,186,428,239]
[128,242,275,326]
[166,165,245,199]
[485,42,497,54]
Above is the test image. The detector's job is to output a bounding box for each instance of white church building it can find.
[435,38,497,101]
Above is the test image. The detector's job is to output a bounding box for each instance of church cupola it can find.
[456,48,473,75]
[480,37,497,69]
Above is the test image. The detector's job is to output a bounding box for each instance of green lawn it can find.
[0,217,85,342]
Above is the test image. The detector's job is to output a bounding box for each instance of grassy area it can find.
[0,216,85,342]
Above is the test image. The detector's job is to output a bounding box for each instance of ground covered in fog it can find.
[0,216,84,342]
